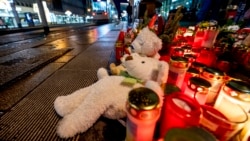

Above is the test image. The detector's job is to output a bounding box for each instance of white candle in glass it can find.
[214,80,250,140]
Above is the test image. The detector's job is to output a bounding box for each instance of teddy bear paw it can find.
[56,116,79,138]
[109,63,119,75]
[54,96,75,117]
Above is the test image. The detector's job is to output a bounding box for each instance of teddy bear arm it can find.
[54,86,92,117]
[156,61,169,85]
[109,63,126,75]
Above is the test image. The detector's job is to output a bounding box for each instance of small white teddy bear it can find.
[131,26,162,59]
[54,53,169,138]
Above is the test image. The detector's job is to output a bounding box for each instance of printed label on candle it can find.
[200,116,218,132]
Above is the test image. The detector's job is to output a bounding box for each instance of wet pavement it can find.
[0,47,71,87]
[0,23,98,88]
[0,22,127,140]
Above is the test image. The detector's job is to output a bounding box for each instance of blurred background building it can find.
[0,0,243,29]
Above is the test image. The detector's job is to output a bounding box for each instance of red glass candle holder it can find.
[215,60,231,73]
[173,48,184,57]
[181,45,192,55]
[201,28,219,48]
[192,28,205,48]
[184,54,197,67]
[159,93,201,138]
[115,41,124,61]
[195,48,217,67]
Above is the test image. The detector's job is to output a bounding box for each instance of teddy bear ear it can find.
[156,61,169,85]
[120,54,130,63]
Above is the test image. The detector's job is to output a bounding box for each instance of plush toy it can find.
[130,26,162,59]
[54,53,169,138]
[110,53,169,85]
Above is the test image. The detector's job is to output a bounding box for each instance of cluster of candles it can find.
[125,46,250,141]
[160,40,250,140]
[122,21,250,141]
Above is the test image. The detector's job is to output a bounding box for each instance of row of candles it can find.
[164,50,250,141]
[125,44,250,141]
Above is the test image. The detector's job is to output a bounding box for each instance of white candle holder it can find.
[214,80,250,140]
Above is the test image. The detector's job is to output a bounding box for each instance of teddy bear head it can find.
[131,26,162,59]
[121,53,169,85]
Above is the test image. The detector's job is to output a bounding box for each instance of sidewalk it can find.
[0,22,126,141]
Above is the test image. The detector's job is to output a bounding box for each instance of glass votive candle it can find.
[195,48,217,67]
[199,67,225,104]
[181,45,192,54]
[115,41,124,61]
[159,93,201,139]
[201,27,219,48]
[214,79,250,114]
[192,28,205,48]
[126,87,161,141]
[184,54,197,67]
[183,77,211,105]
[200,105,246,141]
[213,45,226,56]
[213,80,250,140]
[167,56,189,89]
[181,67,200,92]
[172,48,184,57]
[215,59,231,73]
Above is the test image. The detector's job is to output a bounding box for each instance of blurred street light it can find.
[65,10,72,16]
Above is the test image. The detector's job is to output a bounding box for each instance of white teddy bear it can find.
[131,26,162,59]
[53,53,169,138]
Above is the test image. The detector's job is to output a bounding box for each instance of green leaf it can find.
[164,84,181,94]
